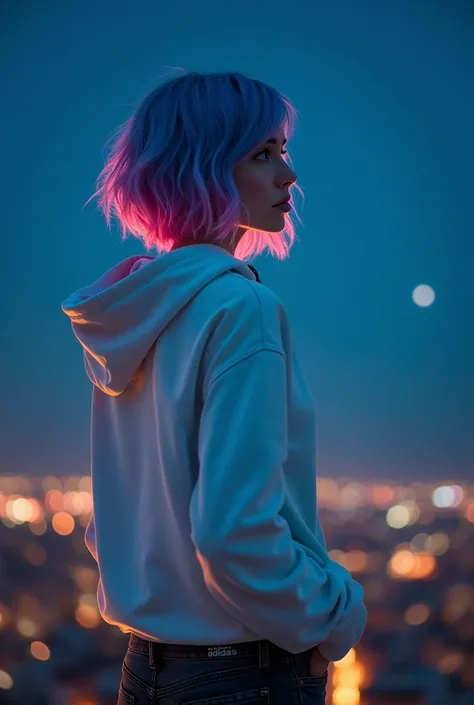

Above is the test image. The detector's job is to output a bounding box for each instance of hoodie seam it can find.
[204,273,285,391]
[205,271,279,359]
[207,346,286,394]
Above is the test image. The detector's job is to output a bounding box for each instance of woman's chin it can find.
[252,221,287,234]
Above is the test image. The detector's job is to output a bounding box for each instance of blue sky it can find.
[1,0,473,480]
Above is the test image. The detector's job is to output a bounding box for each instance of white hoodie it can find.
[61,243,366,661]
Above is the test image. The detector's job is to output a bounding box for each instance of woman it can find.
[62,70,367,704]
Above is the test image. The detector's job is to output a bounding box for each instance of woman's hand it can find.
[308,646,330,677]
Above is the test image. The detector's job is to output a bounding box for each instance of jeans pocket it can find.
[119,661,151,704]
[297,674,328,704]
[117,682,136,704]
[293,649,329,684]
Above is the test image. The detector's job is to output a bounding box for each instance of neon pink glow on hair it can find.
[84,70,305,262]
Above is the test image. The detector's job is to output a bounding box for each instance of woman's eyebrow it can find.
[264,137,287,146]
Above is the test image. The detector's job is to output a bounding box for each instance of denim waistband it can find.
[128,633,291,669]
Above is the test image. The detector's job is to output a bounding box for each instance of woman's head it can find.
[86,70,304,262]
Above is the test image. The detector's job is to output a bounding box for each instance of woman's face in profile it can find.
[234,127,297,235]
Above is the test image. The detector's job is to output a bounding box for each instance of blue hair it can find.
[84,69,304,262]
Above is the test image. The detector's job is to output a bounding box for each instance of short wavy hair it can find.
[84,69,304,262]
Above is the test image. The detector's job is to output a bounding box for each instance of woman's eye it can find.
[255,148,288,161]
[254,148,271,161]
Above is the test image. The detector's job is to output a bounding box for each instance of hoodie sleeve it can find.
[190,346,367,660]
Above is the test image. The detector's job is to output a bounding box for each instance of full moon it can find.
[412,284,435,308]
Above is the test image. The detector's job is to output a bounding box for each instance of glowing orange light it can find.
[371,484,395,507]
[333,686,360,705]
[415,553,436,578]
[30,641,51,661]
[344,550,369,573]
[405,603,430,625]
[464,502,474,523]
[52,511,75,536]
[388,550,415,577]
[0,669,13,689]
[388,549,436,580]
[75,604,101,629]
[438,651,464,674]
[17,617,37,638]
[334,649,356,668]
[44,489,64,513]
[333,664,365,687]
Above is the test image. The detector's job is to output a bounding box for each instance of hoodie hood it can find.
[61,244,259,396]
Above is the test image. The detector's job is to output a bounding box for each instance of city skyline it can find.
[1,471,473,703]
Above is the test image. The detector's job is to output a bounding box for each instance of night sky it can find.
[2,0,473,481]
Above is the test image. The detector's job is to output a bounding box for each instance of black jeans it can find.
[118,634,329,704]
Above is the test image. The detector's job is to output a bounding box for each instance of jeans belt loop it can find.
[258,640,270,669]
[148,640,161,670]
